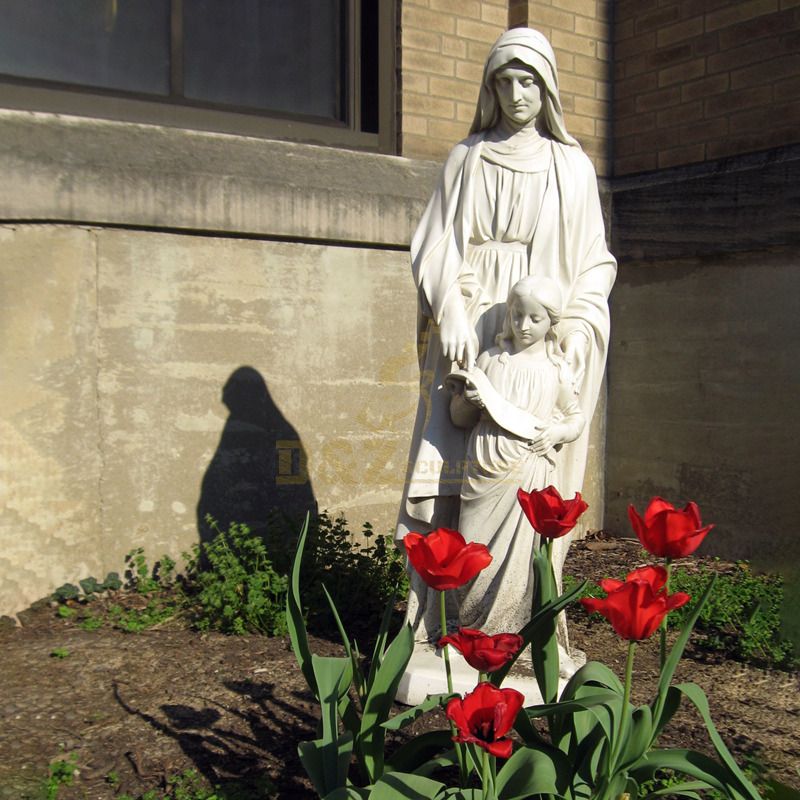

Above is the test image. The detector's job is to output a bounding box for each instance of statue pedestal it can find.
[396,645,573,707]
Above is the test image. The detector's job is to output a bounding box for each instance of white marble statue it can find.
[449,275,585,636]
[398,28,616,650]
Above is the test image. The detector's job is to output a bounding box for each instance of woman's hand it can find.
[440,295,478,369]
[561,331,589,389]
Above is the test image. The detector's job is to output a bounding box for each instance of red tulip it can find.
[628,497,714,559]
[580,565,691,641]
[403,528,492,591]
[446,682,524,758]
[517,485,588,538]
[438,628,524,673]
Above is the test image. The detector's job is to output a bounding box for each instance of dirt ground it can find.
[1,537,798,799]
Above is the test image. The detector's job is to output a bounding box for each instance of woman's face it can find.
[493,65,543,128]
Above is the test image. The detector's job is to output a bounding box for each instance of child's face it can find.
[510,294,550,348]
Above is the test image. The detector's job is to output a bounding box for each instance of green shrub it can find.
[184,518,289,636]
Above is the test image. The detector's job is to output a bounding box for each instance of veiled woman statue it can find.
[398,28,616,652]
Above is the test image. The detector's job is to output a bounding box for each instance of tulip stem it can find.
[481,749,497,800]
[612,640,636,771]
[440,590,468,785]
[659,558,673,668]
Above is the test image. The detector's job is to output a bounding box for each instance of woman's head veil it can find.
[470,27,578,145]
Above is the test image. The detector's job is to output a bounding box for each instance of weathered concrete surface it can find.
[0,110,440,247]
[0,226,102,614]
[1,225,418,615]
[605,250,800,574]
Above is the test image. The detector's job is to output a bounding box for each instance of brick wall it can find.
[614,0,800,175]
[509,0,612,175]
[398,0,508,160]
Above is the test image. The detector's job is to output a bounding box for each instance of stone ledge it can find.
[610,144,800,263]
[0,110,441,248]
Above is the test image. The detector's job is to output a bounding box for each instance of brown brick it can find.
[574,53,607,79]
[559,72,597,97]
[649,43,693,67]
[679,116,729,144]
[614,94,637,117]
[656,99,703,127]
[681,73,729,102]
[596,78,611,101]
[658,57,707,87]
[658,143,705,168]
[730,52,800,88]
[774,73,800,100]
[615,152,658,175]
[708,36,781,74]
[401,49,456,76]
[620,53,651,77]
[615,111,657,137]
[705,0,780,32]
[403,91,456,119]
[729,99,798,133]
[456,17,505,43]
[428,0,480,16]
[400,133,451,160]
[614,60,626,80]
[616,0,656,23]
[560,93,575,113]
[692,32,720,57]
[717,8,799,49]
[616,17,635,40]
[467,39,494,62]
[704,86,766,117]
[574,95,610,118]
[428,118,471,141]
[705,125,797,158]
[555,0,599,15]
[597,40,611,61]
[402,114,429,136]
[615,30,656,59]
[401,72,430,95]
[455,59,484,83]
[481,3,509,26]
[615,132,640,157]
[615,71,659,100]
[635,86,682,112]
[554,49,576,72]
[551,29,599,57]
[430,75,480,103]
[402,6,456,34]
[656,15,704,47]
[635,4,680,34]
[567,113,596,135]
[441,35,468,59]
[575,15,608,38]
[528,5,576,31]
[456,101,476,123]
[402,27,442,53]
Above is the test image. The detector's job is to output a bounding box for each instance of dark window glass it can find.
[183,0,343,122]
[360,0,379,134]
[0,0,170,95]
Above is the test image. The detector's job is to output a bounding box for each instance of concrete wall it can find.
[0,110,439,615]
[605,146,800,575]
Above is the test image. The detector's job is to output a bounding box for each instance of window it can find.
[0,0,394,152]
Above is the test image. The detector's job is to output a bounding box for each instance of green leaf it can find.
[324,788,368,800]
[386,731,454,775]
[652,575,716,734]
[313,655,354,746]
[368,585,400,690]
[671,682,763,800]
[322,582,363,698]
[491,577,587,687]
[530,546,560,706]
[495,746,571,800]
[368,771,446,800]
[618,704,653,770]
[643,780,708,799]
[631,748,750,799]
[382,694,453,731]
[298,733,354,798]
[286,514,317,696]
[358,623,415,782]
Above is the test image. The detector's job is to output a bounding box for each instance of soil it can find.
[1,537,798,800]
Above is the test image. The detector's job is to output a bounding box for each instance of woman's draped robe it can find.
[400,131,616,643]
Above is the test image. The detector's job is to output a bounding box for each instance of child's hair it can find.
[496,275,563,354]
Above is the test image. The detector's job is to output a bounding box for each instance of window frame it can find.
[0,0,396,153]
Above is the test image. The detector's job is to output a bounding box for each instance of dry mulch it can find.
[1,537,798,799]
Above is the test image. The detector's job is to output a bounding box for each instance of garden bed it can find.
[1,536,797,799]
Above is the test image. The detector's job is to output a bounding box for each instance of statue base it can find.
[396,644,580,706]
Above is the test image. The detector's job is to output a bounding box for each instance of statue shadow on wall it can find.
[196,366,317,547]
